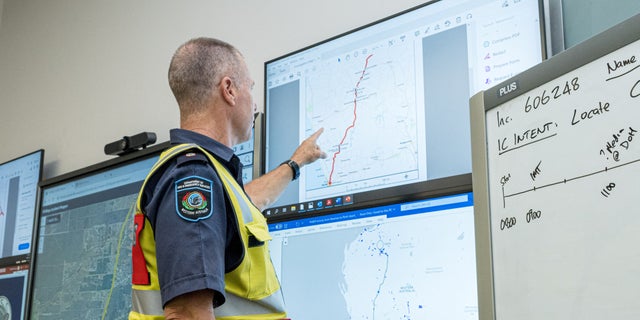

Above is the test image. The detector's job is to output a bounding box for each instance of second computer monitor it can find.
[263,0,546,214]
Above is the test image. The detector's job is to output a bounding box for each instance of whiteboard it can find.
[470,14,640,320]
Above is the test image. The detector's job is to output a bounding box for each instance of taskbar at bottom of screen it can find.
[262,194,355,220]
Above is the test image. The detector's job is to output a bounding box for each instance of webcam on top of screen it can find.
[104,131,157,156]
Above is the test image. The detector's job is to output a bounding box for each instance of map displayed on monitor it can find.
[264,0,545,212]
[29,155,158,320]
[268,192,477,319]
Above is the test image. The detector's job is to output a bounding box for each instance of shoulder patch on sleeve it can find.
[175,176,213,222]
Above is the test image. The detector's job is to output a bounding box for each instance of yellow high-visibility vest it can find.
[128,144,286,320]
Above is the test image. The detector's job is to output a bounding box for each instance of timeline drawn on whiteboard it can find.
[496,120,639,214]
[500,152,640,206]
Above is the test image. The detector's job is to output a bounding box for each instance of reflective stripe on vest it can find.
[214,289,286,319]
[130,144,286,320]
[131,289,163,315]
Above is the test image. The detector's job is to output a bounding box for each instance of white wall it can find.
[3,0,637,179]
[0,0,426,178]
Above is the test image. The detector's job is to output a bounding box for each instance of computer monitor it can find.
[268,191,477,319]
[0,149,43,320]
[0,269,28,320]
[0,150,44,266]
[264,0,546,216]
[27,143,167,319]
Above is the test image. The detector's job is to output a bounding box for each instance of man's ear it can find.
[219,76,236,106]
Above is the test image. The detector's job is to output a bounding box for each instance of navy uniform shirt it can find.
[141,128,245,308]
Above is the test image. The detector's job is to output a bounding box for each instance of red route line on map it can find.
[328,54,374,186]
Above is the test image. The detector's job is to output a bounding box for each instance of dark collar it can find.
[169,128,236,163]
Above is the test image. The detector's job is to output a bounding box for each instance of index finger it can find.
[307,127,324,141]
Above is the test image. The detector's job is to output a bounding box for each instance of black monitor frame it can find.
[262,0,546,222]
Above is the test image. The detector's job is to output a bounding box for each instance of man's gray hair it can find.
[168,37,243,114]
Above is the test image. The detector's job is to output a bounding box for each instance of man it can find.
[129,37,326,320]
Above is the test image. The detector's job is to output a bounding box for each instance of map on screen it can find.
[269,192,477,319]
[264,0,545,213]
[30,156,157,319]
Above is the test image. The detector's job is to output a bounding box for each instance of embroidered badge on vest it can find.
[175,176,213,222]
